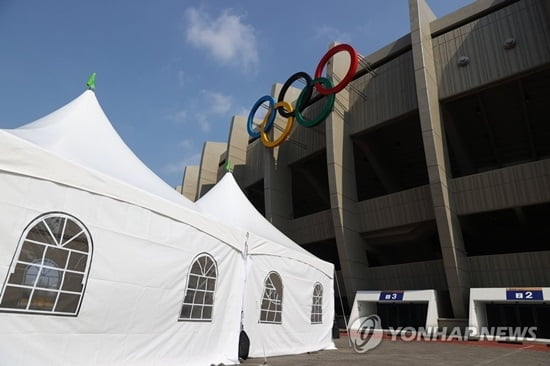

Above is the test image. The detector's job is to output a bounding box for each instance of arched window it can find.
[0,213,92,316]
[179,253,217,321]
[260,271,283,324]
[311,282,323,324]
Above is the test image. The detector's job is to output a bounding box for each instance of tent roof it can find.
[196,172,334,277]
[0,91,246,252]
[6,90,196,210]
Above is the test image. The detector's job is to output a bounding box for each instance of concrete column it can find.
[181,165,199,201]
[220,116,249,180]
[409,0,470,318]
[325,43,369,305]
[196,141,226,198]
[264,84,295,232]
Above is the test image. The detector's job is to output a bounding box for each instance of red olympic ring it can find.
[314,43,358,95]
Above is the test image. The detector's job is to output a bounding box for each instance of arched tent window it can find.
[179,253,217,321]
[260,271,283,324]
[311,282,323,324]
[0,212,93,315]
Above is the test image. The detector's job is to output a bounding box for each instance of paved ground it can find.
[242,335,550,365]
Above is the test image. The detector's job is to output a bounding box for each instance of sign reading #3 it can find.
[247,44,358,148]
[379,291,404,301]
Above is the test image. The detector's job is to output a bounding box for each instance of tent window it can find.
[260,271,283,324]
[0,213,92,316]
[179,253,217,322]
[311,282,323,324]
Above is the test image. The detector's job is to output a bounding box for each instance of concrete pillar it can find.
[218,116,250,180]
[196,141,226,198]
[325,43,370,306]
[181,165,199,201]
[263,84,295,232]
[409,0,470,318]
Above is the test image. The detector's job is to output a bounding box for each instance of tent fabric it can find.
[0,129,245,252]
[196,173,333,277]
[0,90,335,364]
[7,90,196,211]
[0,91,248,365]
[0,172,244,365]
[243,255,335,357]
[196,172,336,357]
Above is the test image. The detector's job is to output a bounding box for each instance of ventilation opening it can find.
[364,221,442,266]
[244,179,265,216]
[460,203,550,256]
[353,112,428,201]
[377,302,428,329]
[442,67,550,178]
[486,303,550,339]
[291,150,331,218]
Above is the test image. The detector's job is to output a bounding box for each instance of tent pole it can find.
[334,271,351,347]
[240,232,250,330]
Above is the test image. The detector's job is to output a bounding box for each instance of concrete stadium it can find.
[181,0,550,341]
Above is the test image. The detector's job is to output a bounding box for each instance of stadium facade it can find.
[181,0,550,334]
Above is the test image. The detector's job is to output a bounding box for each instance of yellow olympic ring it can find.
[260,101,295,148]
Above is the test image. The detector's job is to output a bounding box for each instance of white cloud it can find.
[164,139,202,175]
[313,25,352,44]
[185,8,259,73]
[196,113,211,132]
[167,109,188,124]
[201,90,232,115]
[166,91,231,132]
[178,138,194,150]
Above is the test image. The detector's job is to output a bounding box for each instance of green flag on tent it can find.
[86,73,96,90]
[225,160,233,172]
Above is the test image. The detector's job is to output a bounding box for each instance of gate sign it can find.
[379,291,404,301]
[506,288,544,301]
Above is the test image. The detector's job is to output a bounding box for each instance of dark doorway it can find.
[485,303,550,339]
[376,302,428,329]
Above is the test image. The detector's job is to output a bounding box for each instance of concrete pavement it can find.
[241,335,550,365]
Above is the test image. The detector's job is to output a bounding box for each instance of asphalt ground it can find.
[241,335,550,365]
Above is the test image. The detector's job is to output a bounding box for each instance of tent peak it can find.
[225,159,233,173]
[86,73,96,91]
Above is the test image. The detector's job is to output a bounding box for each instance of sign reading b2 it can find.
[506,288,544,301]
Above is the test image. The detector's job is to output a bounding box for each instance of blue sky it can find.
[0,0,474,188]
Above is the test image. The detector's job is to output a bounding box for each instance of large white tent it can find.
[196,173,336,357]
[0,90,248,365]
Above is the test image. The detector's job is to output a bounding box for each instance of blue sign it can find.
[506,289,544,301]
[379,291,404,301]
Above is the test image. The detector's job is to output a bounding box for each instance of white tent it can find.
[0,90,248,365]
[196,172,335,357]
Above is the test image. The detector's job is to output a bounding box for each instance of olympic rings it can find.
[314,43,358,95]
[295,77,335,128]
[247,43,357,148]
[277,72,312,118]
[261,101,295,148]
[247,95,276,138]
